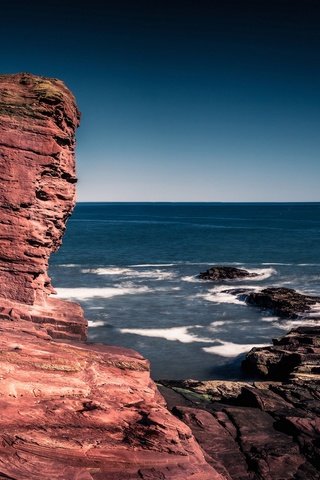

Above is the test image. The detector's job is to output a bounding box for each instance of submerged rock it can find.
[199,266,258,281]
[246,287,320,318]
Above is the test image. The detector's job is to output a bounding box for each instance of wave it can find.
[203,340,269,357]
[276,318,320,330]
[55,284,151,301]
[119,325,213,343]
[196,285,261,305]
[262,262,292,266]
[262,316,280,323]
[181,275,201,283]
[130,263,177,267]
[57,264,80,268]
[82,267,133,275]
[82,267,176,280]
[245,267,276,280]
[88,320,105,327]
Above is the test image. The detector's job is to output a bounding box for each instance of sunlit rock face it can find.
[0,73,80,305]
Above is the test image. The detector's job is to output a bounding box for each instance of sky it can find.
[1,0,320,201]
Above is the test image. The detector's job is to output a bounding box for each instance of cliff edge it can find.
[0,73,218,480]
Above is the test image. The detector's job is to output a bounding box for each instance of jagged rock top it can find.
[0,73,80,304]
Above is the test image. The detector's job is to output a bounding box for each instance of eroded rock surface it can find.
[0,73,219,480]
[0,72,80,305]
[199,266,257,281]
[243,325,320,380]
[246,287,320,318]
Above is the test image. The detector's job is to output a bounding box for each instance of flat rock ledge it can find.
[199,266,258,281]
[159,326,320,480]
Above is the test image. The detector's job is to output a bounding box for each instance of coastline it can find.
[1,73,319,480]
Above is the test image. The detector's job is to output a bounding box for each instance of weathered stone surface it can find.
[246,287,320,318]
[0,314,219,480]
[198,266,257,281]
[0,73,220,480]
[0,72,80,305]
[243,326,320,380]
[161,376,320,480]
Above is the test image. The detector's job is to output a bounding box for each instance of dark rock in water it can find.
[160,327,320,480]
[199,266,258,281]
[243,325,320,380]
[246,287,320,318]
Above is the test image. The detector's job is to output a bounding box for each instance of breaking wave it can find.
[119,325,213,343]
[203,340,270,357]
[55,284,151,301]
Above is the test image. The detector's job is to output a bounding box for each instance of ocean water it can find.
[49,203,320,380]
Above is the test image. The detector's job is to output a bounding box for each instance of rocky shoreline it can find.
[159,324,320,480]
[158,280,320,480]
[0,74,319,479]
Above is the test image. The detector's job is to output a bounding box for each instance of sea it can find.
[49,202,320,380]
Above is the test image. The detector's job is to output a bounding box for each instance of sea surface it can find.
[49,203,320,380]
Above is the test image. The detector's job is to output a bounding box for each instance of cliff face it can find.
[0,73,79,305]
[0,73,219,480]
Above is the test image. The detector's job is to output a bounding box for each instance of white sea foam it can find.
[203,340,269,357]
[82,267,133,275]
[276,318,320,330]
[262,262,292,266]
[297,263,320,267]
[196,287,245,305]
[55,284,151,301]
[130,263,176,267]
[119,325,213,343]
[82,267,176,280]
[88,320,105,327]
[196,285,261,305]
[308,303,320,316]
[58,264,80,268]
[245,267,276,280]
[181,275,201,283]
[209,320,230,328]
[262,316,280,323]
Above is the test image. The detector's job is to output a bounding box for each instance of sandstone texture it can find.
[0,73,79,305]
[199,266,257,281]
[0,73,219,480]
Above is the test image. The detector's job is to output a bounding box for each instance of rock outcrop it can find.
[243,325,320,379]
[246,287,320,318]
[199,266,257,281]
[0,73,79,305]
[0,73,219,480]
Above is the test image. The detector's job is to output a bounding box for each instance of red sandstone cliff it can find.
[0,73,219,480]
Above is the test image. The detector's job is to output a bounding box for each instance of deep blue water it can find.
[49,203,320,380]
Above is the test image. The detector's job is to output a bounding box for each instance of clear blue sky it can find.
[1,0,320,201]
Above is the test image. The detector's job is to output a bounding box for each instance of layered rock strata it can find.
[0,73,218,480]
[0,73,80,305]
